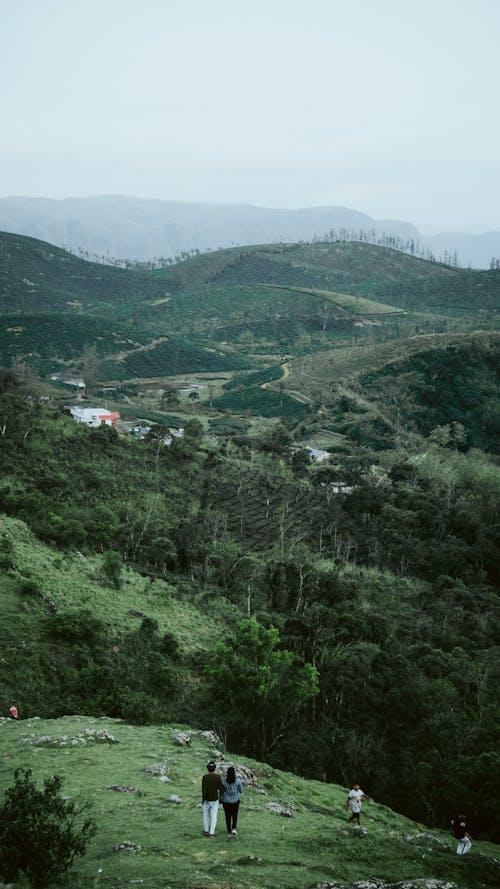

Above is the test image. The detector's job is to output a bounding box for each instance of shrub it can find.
[19,579,42,598]
[0,767,96,888]
[0,531,15,570]
[46,609,106,646]
[102,549,123,589]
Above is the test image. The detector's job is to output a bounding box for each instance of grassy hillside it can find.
[1,383,499,846]
[0,230,178,314]
[0,515,229,651]
[1,715,499,889]
[2,232,499,396]
[0,514,237,725]
[156,241,500,313]
[278,330,500,452]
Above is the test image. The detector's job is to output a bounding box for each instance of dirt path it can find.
[261,361,312,404]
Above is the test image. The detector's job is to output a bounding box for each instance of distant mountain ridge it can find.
[0,194,498,267]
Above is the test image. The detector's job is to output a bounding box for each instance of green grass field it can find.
[1,715,499,889]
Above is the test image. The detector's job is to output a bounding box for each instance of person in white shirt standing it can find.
[451,813,472,855]
[346,782,372,826]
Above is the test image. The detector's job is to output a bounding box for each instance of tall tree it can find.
[206,616,318,758]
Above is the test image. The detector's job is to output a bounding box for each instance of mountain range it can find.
[0,195,498,267]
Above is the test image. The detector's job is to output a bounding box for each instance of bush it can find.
[46,609,106,646]
[102,549,123,589]
[0,767,97,888]
[0,531,15,570]
[19,579,42,598]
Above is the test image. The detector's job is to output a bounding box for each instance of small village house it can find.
[69,406,120,428]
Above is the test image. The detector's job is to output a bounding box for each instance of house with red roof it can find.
[69,406,120,428]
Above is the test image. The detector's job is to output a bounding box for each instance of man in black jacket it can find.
[202,761,222,837]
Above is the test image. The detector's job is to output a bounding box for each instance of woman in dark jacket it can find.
[220,766,244,835]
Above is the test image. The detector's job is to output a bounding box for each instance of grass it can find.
[271,285,406,315]
[0,715,498,889]
[0,515,236,656]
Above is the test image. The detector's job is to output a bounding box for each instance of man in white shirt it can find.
[346,782,371,826]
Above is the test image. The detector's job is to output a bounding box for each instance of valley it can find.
[0,230,499,888]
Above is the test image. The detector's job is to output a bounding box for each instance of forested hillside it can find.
[1,368,499,844]
[0,232,499,857]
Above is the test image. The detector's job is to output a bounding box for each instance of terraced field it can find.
[2,231,499,413]
[282,330,500,401]
[270,285,406,315]
[203,459,327,552]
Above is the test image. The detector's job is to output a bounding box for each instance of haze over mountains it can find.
[0,195,498,268]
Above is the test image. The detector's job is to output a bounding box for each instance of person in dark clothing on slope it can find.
[201,761,222,837]
[221,765,244,835]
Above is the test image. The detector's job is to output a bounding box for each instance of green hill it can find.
[279,330,500,452]
[155,240,500,313]
[0,231,499,874]
[0,386,498,832]
[1,714,498,889]
[0,230,179,314]
[0,313,147,373]
[0,244,403,392]
[2,232,499,396]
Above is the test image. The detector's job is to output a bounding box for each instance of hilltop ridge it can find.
[0,196,418,263]
[0,195,499,267]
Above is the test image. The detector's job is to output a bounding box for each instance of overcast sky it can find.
[1,0,499,231]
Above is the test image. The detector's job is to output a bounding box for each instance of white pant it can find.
[456,836,471,855]
[203,799,219,835]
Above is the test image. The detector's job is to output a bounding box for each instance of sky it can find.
[1,0,499,231]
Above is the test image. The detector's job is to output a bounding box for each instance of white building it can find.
[307,447,331,462]
[70,406,119,428]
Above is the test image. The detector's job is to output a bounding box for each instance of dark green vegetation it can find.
[0,231,499,887]
[282,331,500,454]
[1,377,499,845]
[0,230,177,313]
[0,767,96,887]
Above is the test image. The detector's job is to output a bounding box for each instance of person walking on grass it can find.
[221,765,244,836]
[451,813,472,855]
[346,782,372,826]
[201,761,222,837]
